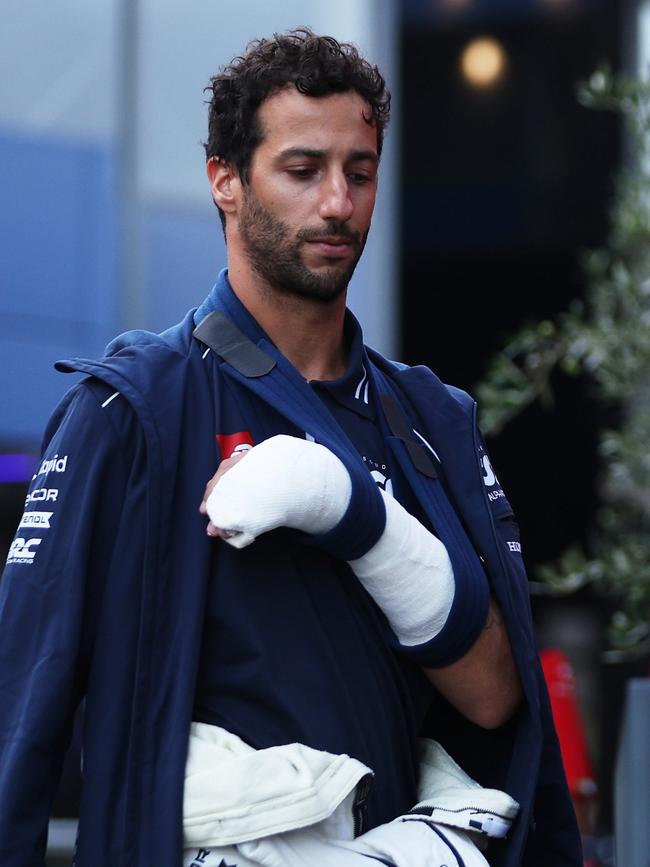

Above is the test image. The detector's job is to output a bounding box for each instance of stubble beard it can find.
[238,187,368,304]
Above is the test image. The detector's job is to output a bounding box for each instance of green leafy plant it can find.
[476,67,650,657]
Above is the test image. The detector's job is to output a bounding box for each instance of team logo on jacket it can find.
[33,454,68,479]
[19,511,53,529]
[216,431,255,459]
[481,454,497,487]
[363,456,394,496]
[480,453,506,502]
[370,469,394,495]
[6,537,42,565]
[26,488,58,505]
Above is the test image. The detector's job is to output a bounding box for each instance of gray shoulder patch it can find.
[193,311,275,378]
[379,393,438,479]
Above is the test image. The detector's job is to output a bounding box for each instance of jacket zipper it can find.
[352,774,373,837]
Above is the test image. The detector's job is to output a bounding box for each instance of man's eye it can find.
[348,172,372,184]
[287,168,316,179]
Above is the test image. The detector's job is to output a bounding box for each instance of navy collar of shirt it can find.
[196,269,375,420]
[309,317,375,420]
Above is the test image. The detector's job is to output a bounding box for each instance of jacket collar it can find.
[195,268,373,418]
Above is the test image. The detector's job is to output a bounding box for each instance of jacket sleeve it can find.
[0,381,139,866]
[478,435,583,866]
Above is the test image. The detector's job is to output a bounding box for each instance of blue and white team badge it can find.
[363,456,393,496]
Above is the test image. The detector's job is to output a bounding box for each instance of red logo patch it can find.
[216,431,255,459]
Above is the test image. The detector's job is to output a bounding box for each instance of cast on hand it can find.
[205,434,352,548]
[206,433,456,649]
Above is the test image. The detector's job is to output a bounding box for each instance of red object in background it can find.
[540,647,597,800]
[541,648,599,865]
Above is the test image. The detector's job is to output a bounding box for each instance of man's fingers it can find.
[199,451,247,517]
[207,524,235,540]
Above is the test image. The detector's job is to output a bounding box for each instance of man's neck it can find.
[228,261,348,382]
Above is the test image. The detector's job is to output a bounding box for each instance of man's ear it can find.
[206,156,240,216]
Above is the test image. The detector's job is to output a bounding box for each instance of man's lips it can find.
[305,237,355,257]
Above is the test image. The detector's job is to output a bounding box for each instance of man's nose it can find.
[318,171,354,222]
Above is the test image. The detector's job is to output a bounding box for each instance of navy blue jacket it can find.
[0,274,581,866]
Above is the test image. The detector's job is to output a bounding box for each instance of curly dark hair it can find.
[204,27,391,193]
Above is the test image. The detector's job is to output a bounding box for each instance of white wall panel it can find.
[0,0,117,140]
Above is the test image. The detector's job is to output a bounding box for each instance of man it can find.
[0,29,580,867]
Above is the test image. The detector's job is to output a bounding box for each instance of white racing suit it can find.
[182,724,519,867]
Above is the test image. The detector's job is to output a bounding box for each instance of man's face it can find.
[236,87,379,303]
